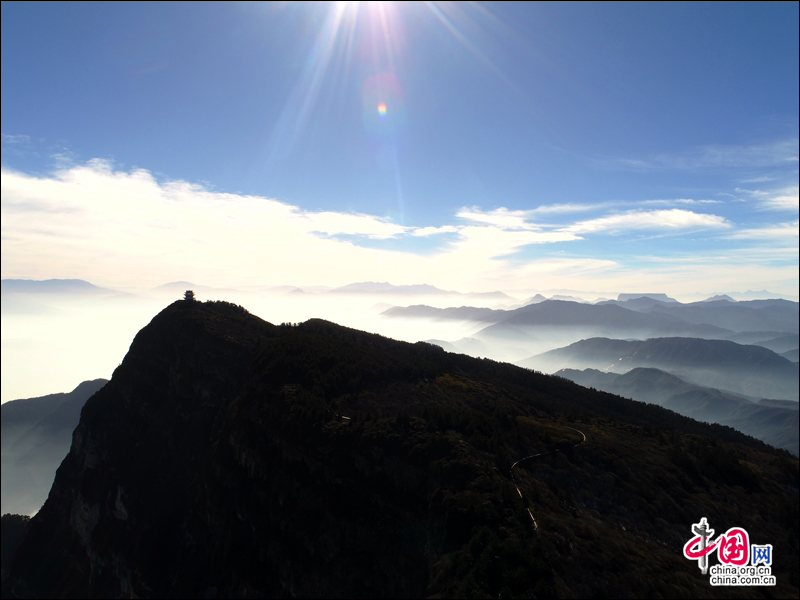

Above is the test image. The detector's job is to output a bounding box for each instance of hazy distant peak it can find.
[525,293,548,304]
[0,278,113,294]
[617,293,678,303]
[701,294,735,302]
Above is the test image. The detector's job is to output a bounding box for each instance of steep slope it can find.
[556,368,799,455]
[525,337,799,400]
[4,301,798,599]
[1,379,108,515]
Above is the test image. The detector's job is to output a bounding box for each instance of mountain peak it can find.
[701,294,735,302]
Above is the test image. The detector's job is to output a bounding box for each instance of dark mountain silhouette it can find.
[526,337,799,400]
[0,515,29,583]
[555,367,799,455]
[424,337,491,357]
[1,380,108,515]
[3,301,798,598]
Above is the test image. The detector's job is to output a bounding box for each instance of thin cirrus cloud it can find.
[737,185,800,212]
[611,138,799,171]
[726,221,799,241]
[761,191,799,212]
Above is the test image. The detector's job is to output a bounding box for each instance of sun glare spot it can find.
[334,1,359,17]
[377,102,388,116]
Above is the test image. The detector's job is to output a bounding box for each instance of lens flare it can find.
[377,102,388,116]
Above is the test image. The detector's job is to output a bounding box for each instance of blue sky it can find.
[1,1,798,298]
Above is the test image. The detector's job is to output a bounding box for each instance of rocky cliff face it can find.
[4,300,799,598]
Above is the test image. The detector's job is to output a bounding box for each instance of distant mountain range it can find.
[386,299,734,337]
[384,296,799,362]
[475,300,731,340]
[1,279,117,295]
[616,293,679,303]
[612,298,799,332]
[555,367,798,455]
[386,297,800,332]
[526,337,799,401]
[1,379,107,515]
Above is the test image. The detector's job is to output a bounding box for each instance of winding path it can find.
[509,425,587,531]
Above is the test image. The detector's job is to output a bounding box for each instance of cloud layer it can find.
[1,160,797,297]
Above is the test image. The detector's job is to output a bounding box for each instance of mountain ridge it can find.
[4,300,798,598]
[525,336,799,400]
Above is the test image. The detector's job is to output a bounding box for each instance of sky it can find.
[1,1,798,298]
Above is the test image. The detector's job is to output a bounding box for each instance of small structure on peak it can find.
[184,290,195,302]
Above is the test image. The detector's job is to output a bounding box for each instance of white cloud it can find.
[456,206,537,230]
[563,209,731,234]
[734,185,799,212]
[301,211,408,239]
[638,198,723,207]
[528,202,614,215]
[528,198,722,215]
[754,186,799,212]
[727,221,799,241]
[410,225,460,237]
[0,162,578,291]
[1,160,794,298]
